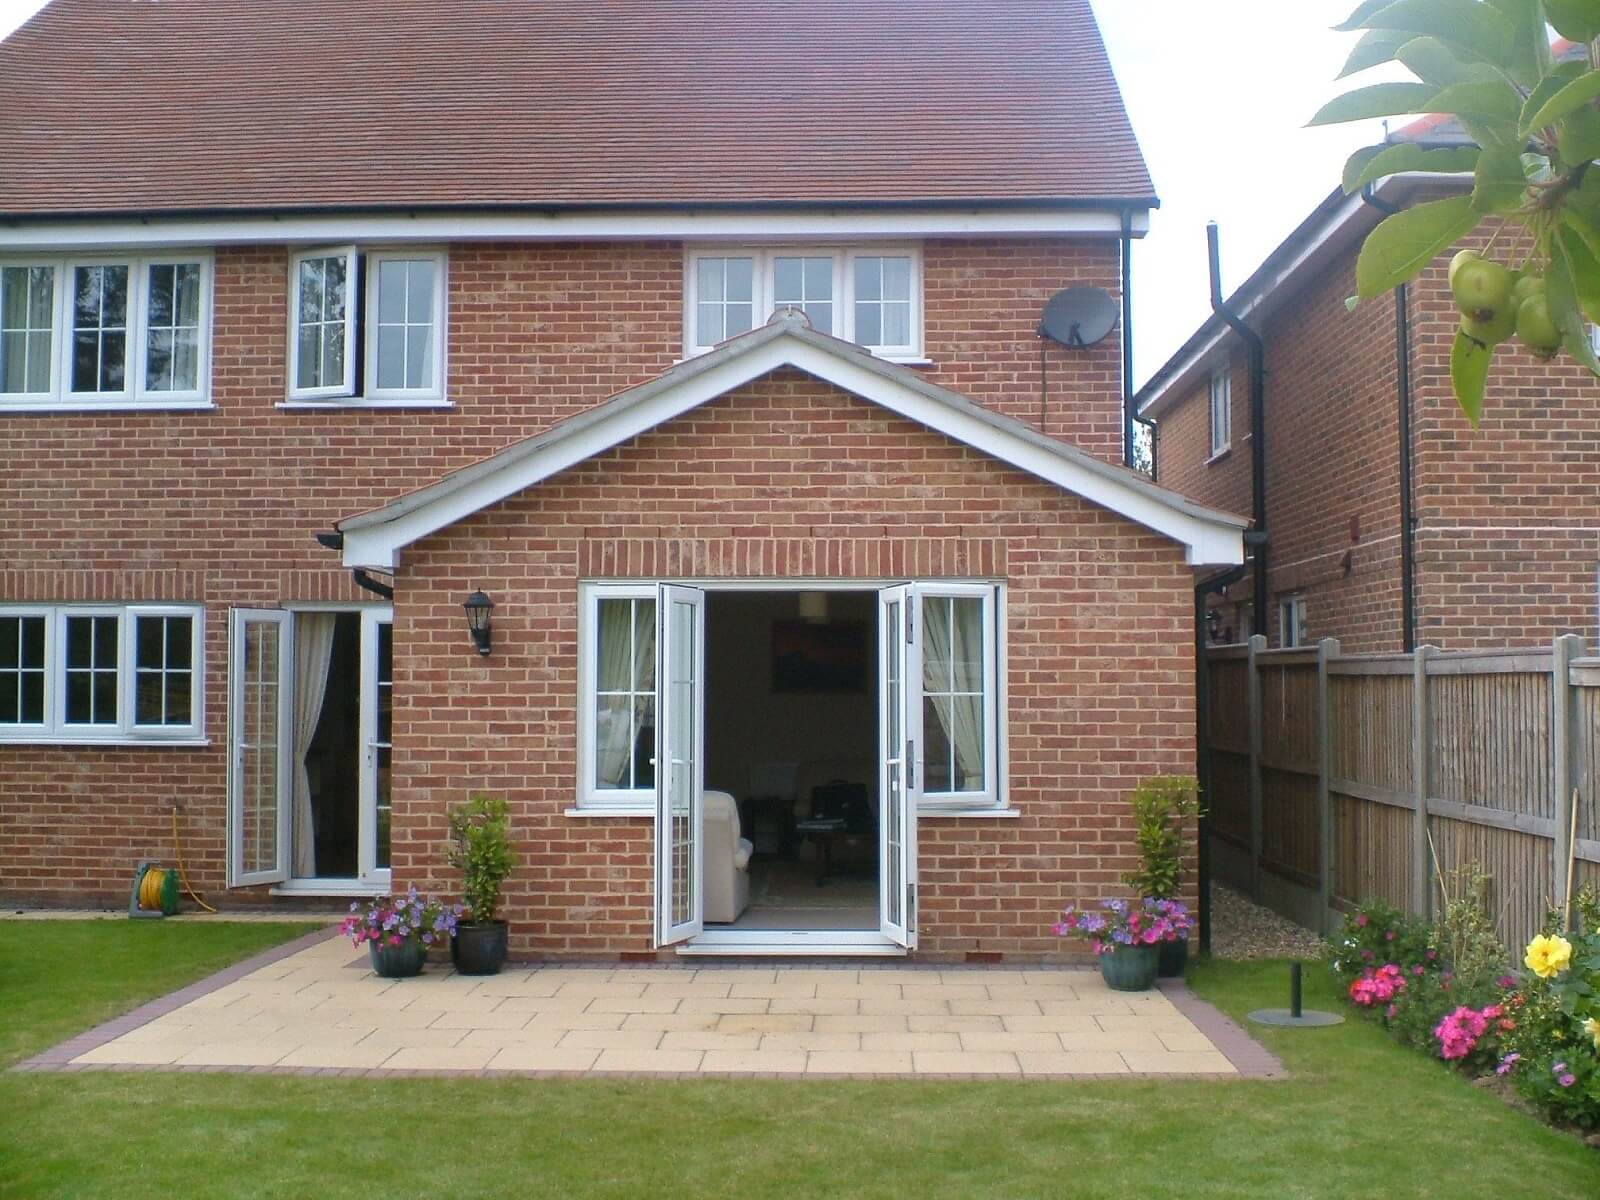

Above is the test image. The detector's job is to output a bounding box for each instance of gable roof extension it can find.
[336,313,1247,572]
[0,0,1155,218]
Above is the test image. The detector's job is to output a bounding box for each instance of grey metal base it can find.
[1247,1008,1344,1027]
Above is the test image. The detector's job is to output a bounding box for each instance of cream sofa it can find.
[703,790,753,923]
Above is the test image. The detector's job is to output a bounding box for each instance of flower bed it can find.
[1331,886,1600,1136]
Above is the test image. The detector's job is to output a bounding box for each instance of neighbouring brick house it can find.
[0,0,1243,959]
[1138,165,1600,656]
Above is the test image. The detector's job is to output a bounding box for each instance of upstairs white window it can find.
[0,604,204,742]
[0,255,212,408]
[1209,367,1231,458]
[288,246,446,405]
[685,246,922,360]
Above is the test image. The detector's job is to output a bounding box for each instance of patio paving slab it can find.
[15,931,1286,1081]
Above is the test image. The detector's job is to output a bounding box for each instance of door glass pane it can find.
[374,621,393,870]
[883,598,903,929]
[665,596,697,931]
[238,619,282,876]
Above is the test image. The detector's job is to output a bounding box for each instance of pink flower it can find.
[1385,930,1396,941]
[1559,1073,1577,1088]
[1357,914,1370,927]
[388,934,403,947]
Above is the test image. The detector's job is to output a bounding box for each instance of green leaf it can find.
[1451,329,1491,426]
[1562,205,1600,261]
[1560,106,1600,167]
[1356,194,1480,298]
[1557,226,1600,325]
[1344,143,1480,194]
[1471,142,1528,212]
[1484,0,1549,87]
[1517,59,1587,137]
[1396,36,1500,86]
[1341,28,1414,77]
[1544,0,1600,43]
[1336,0,1404,30]
[1427,80,1522,124]
[1310,82,1441,126]
[1359,0,1516,63]
[1521,70,1600,139]
[1547,240,1600,376]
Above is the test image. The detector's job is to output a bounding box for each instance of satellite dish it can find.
[1039,287,1119,348]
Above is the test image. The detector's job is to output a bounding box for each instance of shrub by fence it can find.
[1203,635,1600,950]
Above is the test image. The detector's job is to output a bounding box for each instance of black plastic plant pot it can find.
[1158,936,1190,979]
[452,921,509,976]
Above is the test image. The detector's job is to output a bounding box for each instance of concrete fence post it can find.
[1552,635,1583,917]
[1317,637,1340,934]
[1412,644,1434,918]
[1247,634,1267,902]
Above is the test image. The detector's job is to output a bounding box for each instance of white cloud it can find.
[1092,0,1400,386]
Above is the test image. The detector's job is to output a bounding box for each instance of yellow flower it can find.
[1585,1016,1600,1052]
[1524,934,1573,979]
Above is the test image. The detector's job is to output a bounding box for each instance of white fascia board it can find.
[0,206,1150,253]
[343,329,1243,571]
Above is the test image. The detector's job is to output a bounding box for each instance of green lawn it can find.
[1,924,1597,1199]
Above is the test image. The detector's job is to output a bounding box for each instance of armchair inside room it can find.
[702,790,753,923]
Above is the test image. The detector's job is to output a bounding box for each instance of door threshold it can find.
[677,930,906,957]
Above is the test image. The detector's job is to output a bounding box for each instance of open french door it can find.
[227,609,291,887]
[878,586,921,948]
[654,585,706,945]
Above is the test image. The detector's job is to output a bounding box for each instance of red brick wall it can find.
[1153,219,1600,654]
[0,234,1139,911]
[392,371,1197,959]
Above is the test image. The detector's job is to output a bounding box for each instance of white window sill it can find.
[269,880,388,898]
[277,397,455,411]
[0,735,210,748]
[565,807,653,819]
[1205,445,1233,466]
[919,805,1019,818]
[675,351,933,368]
[1,399,216,414]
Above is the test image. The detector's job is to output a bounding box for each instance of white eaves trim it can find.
[1135,172,1471,421]
[338,314,1246,571]
[0,206,1150,253]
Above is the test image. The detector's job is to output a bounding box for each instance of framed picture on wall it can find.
[772,621,868,693]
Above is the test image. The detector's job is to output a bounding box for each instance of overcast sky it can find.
[0,0,1389,386]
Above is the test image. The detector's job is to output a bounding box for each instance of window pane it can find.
[145,263,201,393]
[696,302,722,346]
[65,671,91,723]
[169,617,193,668]
[99,332,126,390]
[376,325,404,390]
[949,694,985,790]
[72,331,97,390]
[296,326,320,389]
[92,670,117,723]
[146,328,173,392]
[0,616,45,726]
[634,695,656,789]
[725,258,754,301]
[725,303,753,337]
[854,257,881,302]
[171,328,199,392]
[634,600,656,689]
[856,304,881,347]
[697,258,724,303]
[101,267,127,326]
[595,693,631,789]
[166,672,192,724]
[1,267,28,326]
[323,257,347,322]
[882,302,911,347]
[66,617,92,668]
[93,614,117,662]
[135,669,163,725]
[406,261,435,322]
[147,264,174,326]
[883,256,911,301]
[322,323,344,384]
[0,331,24,392]
[406,325,430,388]
[805,257,832,296]
[136,615,164,669]
[950,597,984,691]
[774,257,802,300]
[298,260,324,323]
[20,672,44,724]
[21,616,44,668]
[807,302,833,336]
[0,617,16,665]
[175,263,201,325]
[377,260,407,323]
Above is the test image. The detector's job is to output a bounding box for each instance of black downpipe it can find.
[1396,282,1418,652]
[1195,563,1248,957]
[1207,224,1268,621]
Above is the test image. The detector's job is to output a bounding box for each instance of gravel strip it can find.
[1210,884,1326,961]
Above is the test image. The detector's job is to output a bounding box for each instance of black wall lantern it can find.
[463,590,495,656]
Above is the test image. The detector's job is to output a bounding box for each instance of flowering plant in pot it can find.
[1054,897,1191,993]
[340,888,461,979]
[1120,774,1201,977]
[446,792,516,975]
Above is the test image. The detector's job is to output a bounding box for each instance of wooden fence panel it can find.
[1209,750,1252,849]
[1332,791,1412,909]
[1330,674,1412,794]
[1207,658,1249,755]
[1428,816,1553,952]
[1260,660,1319,773]
[1261,766,1320,882]
[1429,669,1553,821]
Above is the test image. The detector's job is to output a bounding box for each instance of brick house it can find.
[1137,167,1600,656]
[0,0,1243,960]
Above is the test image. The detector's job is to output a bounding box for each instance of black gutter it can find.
[1194,563,1248,957]
[1208,223,1269,622]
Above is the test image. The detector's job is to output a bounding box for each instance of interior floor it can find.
[703,589,881,933]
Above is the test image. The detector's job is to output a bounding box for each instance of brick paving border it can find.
[14,936,1286,1082]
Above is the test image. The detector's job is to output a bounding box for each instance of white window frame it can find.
[683,245,923,362]
[1208,366,1231,459]
[0,603,205,744]
[0,253,213,411]
[286,245,448,407]
[574,579,1006,816]
[1278,595,1306,648]
[576,583,659,811]
[915,582,1003,811]
[0,260,62,402]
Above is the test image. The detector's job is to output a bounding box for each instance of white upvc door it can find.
[878,586,921,948]
[357,610,394,886]
[655,584,706,945]
[228,608,291,887]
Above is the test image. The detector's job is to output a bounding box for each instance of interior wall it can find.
[704,591,877,812]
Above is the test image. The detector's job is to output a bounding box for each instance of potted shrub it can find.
[1121,774,1201,977]
[340,888,461,979]
[447,792,516,975]
[1054,897,1190,992]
